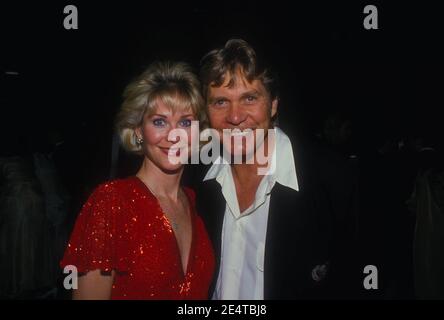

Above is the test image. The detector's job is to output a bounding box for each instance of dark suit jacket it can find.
[189,137,357,299]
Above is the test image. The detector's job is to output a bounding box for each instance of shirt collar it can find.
[273,127,299,191]
[203,157,227,182]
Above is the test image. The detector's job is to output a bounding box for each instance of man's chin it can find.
[224,148,256,164]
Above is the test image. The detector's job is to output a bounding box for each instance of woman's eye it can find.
[179,119,192,127]
[152,118,166,127]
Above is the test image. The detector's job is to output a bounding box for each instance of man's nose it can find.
[226,104,247,126]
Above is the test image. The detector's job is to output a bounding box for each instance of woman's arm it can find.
[73,270,115,300]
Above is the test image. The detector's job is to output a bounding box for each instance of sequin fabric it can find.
[60,176,215,299]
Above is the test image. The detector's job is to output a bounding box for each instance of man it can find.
[194,39,356,299]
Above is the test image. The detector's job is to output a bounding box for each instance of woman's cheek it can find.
[144,126,166,144]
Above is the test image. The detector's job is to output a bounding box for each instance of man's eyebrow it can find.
[208,96,228,103]
[240,90,262,97]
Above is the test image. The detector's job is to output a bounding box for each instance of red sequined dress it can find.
[61,176,215,299]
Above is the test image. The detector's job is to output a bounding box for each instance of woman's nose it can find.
[166,126,187,144]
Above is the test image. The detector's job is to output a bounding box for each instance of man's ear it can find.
[271,98,278,118]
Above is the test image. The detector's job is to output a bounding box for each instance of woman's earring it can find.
[137,137,144,145]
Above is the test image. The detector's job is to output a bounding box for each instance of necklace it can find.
[139,177,180,231]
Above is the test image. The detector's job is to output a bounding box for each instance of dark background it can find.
[2,1,442,179]
[1,0,443,300]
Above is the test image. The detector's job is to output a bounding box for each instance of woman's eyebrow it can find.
[148,114,168,118]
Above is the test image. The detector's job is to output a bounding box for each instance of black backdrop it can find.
[1,0,443,183]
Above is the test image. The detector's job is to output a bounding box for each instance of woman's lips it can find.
[159,147,182,156]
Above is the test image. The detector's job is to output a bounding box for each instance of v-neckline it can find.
[134,176,195,278]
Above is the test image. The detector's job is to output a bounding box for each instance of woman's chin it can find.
[158,162,185,174]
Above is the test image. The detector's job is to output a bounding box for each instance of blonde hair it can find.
[116,61,206,154]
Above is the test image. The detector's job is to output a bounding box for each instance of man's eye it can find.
[214,99,227,106]
[152,118,166,127]
[245,95,257,102]
[179,119,192,127]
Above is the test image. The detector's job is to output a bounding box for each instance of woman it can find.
[61,61,215,299]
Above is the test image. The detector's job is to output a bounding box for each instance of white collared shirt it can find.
[204,127,299,300]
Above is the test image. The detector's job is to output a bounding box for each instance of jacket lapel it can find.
[196,178,225,296]
[264,182,299,299]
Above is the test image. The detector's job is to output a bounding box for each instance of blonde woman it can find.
[61,61,214,299]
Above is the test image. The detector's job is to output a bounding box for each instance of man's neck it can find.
[230,130,276,184]
[231,162,262,185]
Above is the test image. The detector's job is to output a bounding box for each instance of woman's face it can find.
[137,99,196,173]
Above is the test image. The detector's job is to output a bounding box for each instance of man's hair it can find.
[199,39,279,103]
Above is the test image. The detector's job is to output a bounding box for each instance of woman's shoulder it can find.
[76,176,145,225]
[83,176,141,206]
[92,176,139,194]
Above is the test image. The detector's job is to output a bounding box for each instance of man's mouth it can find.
[229,128,255,137]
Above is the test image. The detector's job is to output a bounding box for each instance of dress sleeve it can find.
[60,182,128,273]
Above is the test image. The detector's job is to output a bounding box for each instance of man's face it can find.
[206,70,278,159]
